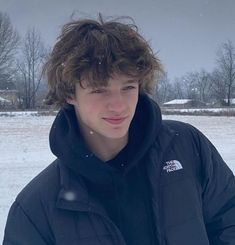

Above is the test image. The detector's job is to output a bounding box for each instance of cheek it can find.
[78,99,102,119]
[77,106,98,127]
[80,105,97,118]
[128,93,139,109]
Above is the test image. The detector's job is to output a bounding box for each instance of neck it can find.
[78,122,128,162]
[85,132,128,162]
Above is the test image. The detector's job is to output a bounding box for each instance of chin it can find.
[104,129,128,140]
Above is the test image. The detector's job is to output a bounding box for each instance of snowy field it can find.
[0,113,235,241]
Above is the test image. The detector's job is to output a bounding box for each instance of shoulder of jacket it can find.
[162,119,202,137]
[16,159,60,208]
[161,119,209,150]
[163,119,193,131]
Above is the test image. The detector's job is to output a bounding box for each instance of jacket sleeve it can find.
[195,128,235,244]
[3,201,50,245]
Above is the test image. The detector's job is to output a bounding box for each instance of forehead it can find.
[81,73,138,88]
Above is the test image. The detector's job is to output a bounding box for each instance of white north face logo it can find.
[163,160,183,173]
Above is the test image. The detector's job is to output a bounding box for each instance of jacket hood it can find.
[49,93,162,186]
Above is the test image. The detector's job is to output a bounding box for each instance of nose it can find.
[107,92,126,114]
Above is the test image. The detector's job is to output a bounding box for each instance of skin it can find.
[67,73,139,161]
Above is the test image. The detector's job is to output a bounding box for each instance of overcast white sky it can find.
[1,0,235,80]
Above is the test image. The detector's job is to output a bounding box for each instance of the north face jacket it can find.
[3,94,235,245]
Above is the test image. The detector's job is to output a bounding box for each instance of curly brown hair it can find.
[43,14,163,107]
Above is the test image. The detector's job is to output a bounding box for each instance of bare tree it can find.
[210,69,227,105]
[190,70,212,103]
[154,72,173,104]
[176,70,212,103]
[180,73,197,100]
[17,28,47,109]
[0,12,20,84]
[171,78,184,99]
[215,40,235,106]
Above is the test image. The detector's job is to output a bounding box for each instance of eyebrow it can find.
[85,79,138,89]
[123,79,138,84]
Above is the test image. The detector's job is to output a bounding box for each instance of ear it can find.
[66,97,76,105]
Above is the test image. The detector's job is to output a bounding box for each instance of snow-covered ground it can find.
[163,107,235,113]
[162,107,235,117]
[0,115,55,242]
[0,113,235,242]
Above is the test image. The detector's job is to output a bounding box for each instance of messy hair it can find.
[43,14,163,107]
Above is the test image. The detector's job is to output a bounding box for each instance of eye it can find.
[90,88,106,94]
[123,85,137,91]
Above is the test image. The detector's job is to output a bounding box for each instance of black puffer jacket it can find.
[3,94,235,245]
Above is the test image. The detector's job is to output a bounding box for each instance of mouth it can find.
[103,117,128,125]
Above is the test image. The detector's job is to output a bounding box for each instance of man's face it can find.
[67,74,139,141]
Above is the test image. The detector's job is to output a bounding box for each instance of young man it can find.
[3,16,235,245]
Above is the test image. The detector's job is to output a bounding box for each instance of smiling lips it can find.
[103,117,127,125]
